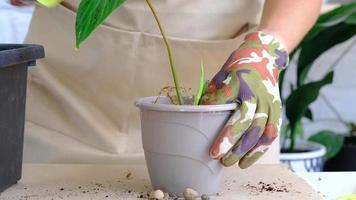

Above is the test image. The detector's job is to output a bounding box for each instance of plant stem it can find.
[289,125,296,151]
[145,0,183,105]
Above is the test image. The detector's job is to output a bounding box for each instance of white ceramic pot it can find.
[280,141,326,172]
[135,96,237,196]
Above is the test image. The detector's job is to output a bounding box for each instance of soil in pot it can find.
[324,136,356,171]
[281,149,309,153]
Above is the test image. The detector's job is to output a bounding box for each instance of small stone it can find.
[149,189,165,200]
[201,194,210,200]
[163,192,170,200]
[126,171,133,180]
[183,188,199,200]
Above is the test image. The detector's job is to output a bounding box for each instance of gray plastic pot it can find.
[0,44,44,193]
[135,96,237,196]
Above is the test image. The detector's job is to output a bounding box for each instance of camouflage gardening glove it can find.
[200,31,289,169]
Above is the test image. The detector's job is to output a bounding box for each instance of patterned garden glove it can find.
[200,31,288,169]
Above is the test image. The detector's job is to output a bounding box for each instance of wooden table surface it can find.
[0,164,322,200]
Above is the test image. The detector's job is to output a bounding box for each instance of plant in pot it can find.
[309,126,356,171]
[0,44,44,192]
[36,0,239,196]
[306,93,356,172]
[279,2,356,172]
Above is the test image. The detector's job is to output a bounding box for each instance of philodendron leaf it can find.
[76,0,126,48]
[309,130,345,159]
[286,71,334,131]
[194,61,205,105]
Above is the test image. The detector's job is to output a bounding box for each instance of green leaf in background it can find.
[194,61,205,105]
[294,120,305,140]
[297,23,356,86]
[317,3,356,26]
[303,3,356,42]
[345,12,356,24]
[294,3,356,86]
[286,71,334,149]
[283,3,356,151]
[278,70,286,99]
[286,71,333,126]
[309,130,345,159]
[75,0,126,48]
[304,107,313,121]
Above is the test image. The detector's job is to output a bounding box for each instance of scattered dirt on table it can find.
[244,180,290,195]
[125,170,133,180]
[13,178,152,200]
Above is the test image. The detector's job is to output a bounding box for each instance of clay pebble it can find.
[201,194,210,200]
[149,189,165,200]
[183,188,199,200]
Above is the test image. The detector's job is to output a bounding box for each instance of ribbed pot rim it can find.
[135,96,237,112]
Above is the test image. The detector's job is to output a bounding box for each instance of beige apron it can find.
[24,0,279,164]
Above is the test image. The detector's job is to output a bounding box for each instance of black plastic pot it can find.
[324,136,356,171]
[0,44,44,192]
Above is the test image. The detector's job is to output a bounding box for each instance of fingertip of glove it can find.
[238,161,253,169]
[209,150,222,160]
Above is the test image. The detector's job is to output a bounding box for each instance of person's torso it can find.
[65,0,264,40]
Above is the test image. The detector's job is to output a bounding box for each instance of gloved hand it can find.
[200,31,288,169]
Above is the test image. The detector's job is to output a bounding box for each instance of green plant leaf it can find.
[76,0,126,48]
[346,12,356,24]
[194,61,205,105]
[304,108,313,121]
[280,124,290,138]
[294,120,304,140]
[278,70,286,100]
[296,3,356,86]
[317,3,356,26]
[297,23,356,86]
[309,130,345,159]
[286,71,334,149]
[303,3,356,41]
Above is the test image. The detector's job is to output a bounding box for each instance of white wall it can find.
[0,0,34,43]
